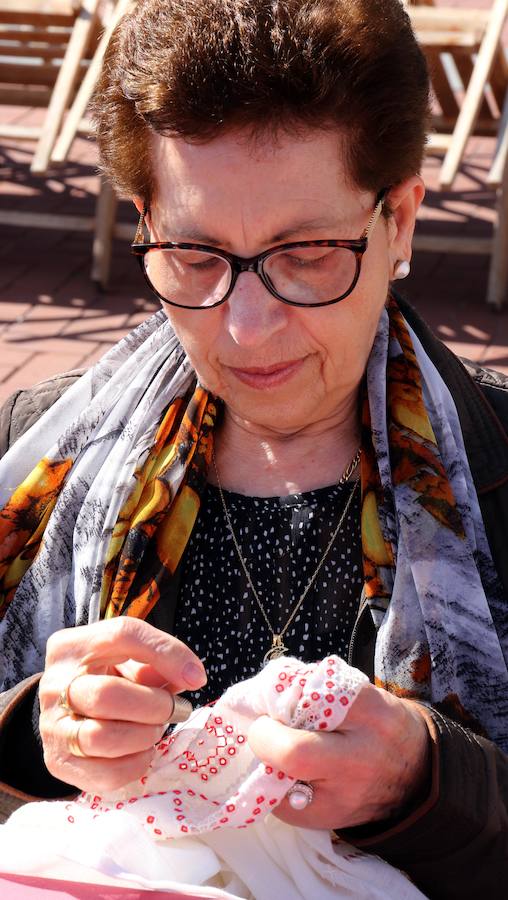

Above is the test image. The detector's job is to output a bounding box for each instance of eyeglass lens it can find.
[144,245,359,308]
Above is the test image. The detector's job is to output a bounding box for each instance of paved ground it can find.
[0,4,507,405]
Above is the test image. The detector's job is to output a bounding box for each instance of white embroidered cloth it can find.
[0,657,427,899]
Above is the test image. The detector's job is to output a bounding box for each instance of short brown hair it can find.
[93,0,430,201]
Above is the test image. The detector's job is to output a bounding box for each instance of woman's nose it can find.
[224,272,288,347]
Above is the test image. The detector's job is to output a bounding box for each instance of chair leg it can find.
[52,0,133,165]
[91,178,117,289]
[487,182,508,310]
[30,0,101,174]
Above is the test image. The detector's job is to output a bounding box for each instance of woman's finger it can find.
[62,674,174,724]
[61,716,165,759]
[114,660,172,687]
[247,715,344,782]
[45,618,207,692]
[52,744,157,795]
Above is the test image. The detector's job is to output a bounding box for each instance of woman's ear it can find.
[387,176,425,276]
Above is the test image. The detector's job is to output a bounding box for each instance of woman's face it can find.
[146,128,422,435]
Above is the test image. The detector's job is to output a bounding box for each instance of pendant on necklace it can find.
[263,633,289,665]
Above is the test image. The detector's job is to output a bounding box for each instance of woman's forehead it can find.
[149,128,373,244]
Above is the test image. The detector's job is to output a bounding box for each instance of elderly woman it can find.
[0,0,507,896]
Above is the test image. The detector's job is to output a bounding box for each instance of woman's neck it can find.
[211,405,361,497]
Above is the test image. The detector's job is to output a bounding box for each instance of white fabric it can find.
[0,657,426,899]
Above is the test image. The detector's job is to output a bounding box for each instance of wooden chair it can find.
[50,0,134,287]
[0,0,101,173]
[0,0,129,287]
[408,0,508,186]
[405,0,508,308]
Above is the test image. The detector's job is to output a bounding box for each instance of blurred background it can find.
[0,0,506,406]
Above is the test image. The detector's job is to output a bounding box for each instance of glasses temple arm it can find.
[363,188,389,240]
[133,204,148,244]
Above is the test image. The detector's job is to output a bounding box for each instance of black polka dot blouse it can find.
[174,480,363,707]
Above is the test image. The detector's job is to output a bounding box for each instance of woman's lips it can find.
[227,358,305,389]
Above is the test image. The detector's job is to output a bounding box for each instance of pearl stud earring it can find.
[393,260,411,280]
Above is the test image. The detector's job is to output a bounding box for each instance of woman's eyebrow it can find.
[270,217,343,242]
[155,216,346,247]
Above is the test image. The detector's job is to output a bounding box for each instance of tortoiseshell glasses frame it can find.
[131,188,388,310]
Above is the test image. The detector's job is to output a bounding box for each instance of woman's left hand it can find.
[247,683,431,830]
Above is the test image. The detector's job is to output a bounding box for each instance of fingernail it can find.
[182,661,207,688]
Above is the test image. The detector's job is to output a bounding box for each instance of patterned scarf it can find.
[0,298,506,749]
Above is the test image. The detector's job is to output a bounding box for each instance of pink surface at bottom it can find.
[0,873,224,900]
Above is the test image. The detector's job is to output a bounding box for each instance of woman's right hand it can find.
[39,618,207,793]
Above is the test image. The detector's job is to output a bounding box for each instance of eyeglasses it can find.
[131,189,387,310]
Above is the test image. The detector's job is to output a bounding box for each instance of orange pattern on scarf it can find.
[100,386,217,620]
[361,299,465,613]
[0,457,73,617]
[362,298,466,697]
[0,385,218,624]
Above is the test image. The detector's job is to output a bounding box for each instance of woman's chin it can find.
[201,357,328,433]
[223,387,322,434]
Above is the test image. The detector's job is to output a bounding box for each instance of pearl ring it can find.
[287,780,314,811]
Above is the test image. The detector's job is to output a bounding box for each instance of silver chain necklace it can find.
[212,448,361,664]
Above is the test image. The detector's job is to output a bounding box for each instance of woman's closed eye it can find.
[279,247,335,269]
[148,249,222,271]
[177,251,223,271]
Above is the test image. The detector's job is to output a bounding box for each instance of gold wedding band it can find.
[58,669,86,717]
[67,716,88,758]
